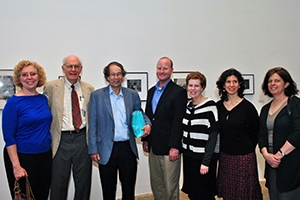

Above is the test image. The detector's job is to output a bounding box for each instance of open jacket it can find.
[258,95,300,192]
[87,86,151,165]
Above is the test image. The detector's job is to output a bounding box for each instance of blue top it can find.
[109,86,129,141]
[2,94,52,154]
[151,80,170,114]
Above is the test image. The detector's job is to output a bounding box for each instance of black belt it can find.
[114,140,129,143]
[62,127,86,134]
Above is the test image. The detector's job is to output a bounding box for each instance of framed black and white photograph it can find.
[242,74,254,95]
[172,71,191,89]
[123,72,148,102]
[0,69,15,109]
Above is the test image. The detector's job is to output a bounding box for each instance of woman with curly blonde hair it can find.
[2,60,52,200]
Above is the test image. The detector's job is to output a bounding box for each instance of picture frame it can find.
[0,69,15,109]
[172,71,191,89]
[172,71,191,98]
[123,72,148,102]
[242,74,254,95]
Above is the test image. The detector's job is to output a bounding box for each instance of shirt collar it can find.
[109,86,123,97]
[155,79,171,90]
[65,78,80,89]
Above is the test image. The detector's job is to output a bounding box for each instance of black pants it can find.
[99,141,137,200]
[268,168,300,200]
[4,148,52,200]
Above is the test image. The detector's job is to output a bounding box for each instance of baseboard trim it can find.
[117,180,267,200]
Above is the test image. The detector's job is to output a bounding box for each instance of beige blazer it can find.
[43,78,94,157]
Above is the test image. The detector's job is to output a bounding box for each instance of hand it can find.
[169,148,179,162]
[274,151,284,160]
[90,154,100,162]
[13,165,28,180]
[143,141,149,153]
[263,152,281,168]
[200,164,209,175]
[141,125,151,138]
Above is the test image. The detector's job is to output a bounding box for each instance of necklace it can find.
[272,96,287,107]
[269,96,287,115]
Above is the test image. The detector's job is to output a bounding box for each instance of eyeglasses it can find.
[21,72,37,77]
[64,65,82,70]
[109,72,122,77]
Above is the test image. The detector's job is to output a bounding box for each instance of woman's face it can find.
[268,73,289,97]
[187,79,204,100]
[19,65,39,90]
[224,75,240,96]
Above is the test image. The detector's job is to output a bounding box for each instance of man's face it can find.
[156,58,173,83]
[107,64,124,89]
[61,55,82,84]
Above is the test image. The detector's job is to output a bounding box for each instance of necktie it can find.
[71,85,82,132]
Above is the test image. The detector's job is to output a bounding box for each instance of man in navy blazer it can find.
[88,61,151,200]
[143,57,187,200]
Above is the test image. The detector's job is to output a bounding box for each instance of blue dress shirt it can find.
[151,80,170,114]
[109,86,129,141]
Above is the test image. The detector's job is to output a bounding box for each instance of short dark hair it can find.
[216,68,245,101]
[186,71,206,90]
[262,67,298,97]
[103,61,127,81]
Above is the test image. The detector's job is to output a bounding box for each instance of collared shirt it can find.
[109,86,129,141]
[62,79,86,131]
[151,80,170,114]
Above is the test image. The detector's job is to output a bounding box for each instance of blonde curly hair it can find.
[13,60,46,88]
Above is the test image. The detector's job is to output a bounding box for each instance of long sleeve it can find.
[2,98,18,147]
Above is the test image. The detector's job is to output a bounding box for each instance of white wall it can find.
[0,1,299,199]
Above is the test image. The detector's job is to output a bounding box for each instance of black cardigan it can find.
[258,96,300,192]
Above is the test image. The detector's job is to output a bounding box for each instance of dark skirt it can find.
[217,152,262,200]
[182,154,218,200]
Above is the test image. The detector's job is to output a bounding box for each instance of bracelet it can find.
[279,149,285,157]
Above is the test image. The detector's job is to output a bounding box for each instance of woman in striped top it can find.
[181,72,219,200]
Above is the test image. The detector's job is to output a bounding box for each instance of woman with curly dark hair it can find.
[258,67,300,200]
[2,60,52,200]
[216,68,262,200]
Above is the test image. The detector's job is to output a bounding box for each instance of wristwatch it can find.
[279,149,285,157]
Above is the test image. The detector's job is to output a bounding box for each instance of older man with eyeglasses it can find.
[44,55,94,200]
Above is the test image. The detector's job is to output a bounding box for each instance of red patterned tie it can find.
[71,85,82,132]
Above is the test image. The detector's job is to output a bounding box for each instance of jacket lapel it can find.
[103,86,114,119]
[147,87,155,115]
[56,79,65,119]
[123,87,131,125]
[154,80,174,112]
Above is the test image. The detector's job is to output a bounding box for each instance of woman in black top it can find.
[216,68,262,200]
[258,67,300,200]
